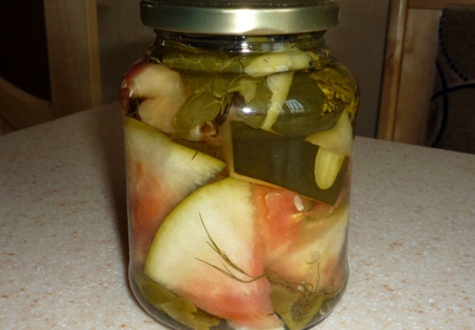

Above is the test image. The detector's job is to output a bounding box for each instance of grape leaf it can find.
[173,73,232,138]
[137,275,221,330]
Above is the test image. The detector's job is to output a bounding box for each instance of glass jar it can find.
[120,1,359,329]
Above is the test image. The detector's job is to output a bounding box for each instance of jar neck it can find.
[150,30,327,54]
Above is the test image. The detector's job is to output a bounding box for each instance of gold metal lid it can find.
[141,0,340,35]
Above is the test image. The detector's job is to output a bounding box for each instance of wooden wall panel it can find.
[44,0,102,116]
[393,9,441,144]
[377,0,408,141]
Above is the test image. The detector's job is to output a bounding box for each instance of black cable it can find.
[431,60,449,148]
[431,82,475,101]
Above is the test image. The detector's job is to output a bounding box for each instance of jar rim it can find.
[140,0,340,35]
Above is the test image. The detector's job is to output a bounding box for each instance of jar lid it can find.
[140,0,340,35]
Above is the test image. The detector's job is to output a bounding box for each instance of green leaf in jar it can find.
[182,73,231,98]
[307,48,335,70]
[310,63,359,120]
[137,275,221,330]
[173,90,223,137]
[266,271,324,330]
[173,73,232,139]
[161,43,244,73]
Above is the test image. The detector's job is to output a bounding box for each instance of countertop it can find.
[1,103,474,329]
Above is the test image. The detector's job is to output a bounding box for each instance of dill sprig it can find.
[196,214,264,283]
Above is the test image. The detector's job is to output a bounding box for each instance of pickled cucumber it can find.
[228,121,349,205]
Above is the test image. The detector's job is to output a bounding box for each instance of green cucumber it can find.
[228,121,349,205]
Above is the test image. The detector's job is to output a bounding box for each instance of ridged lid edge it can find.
[141,1,340,35]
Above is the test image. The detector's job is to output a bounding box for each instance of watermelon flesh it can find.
[124,117,226,263]
[253,185,349,292]
[142,176,350,329]
[144,178,283,329]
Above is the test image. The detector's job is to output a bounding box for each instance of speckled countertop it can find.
[1,103,475,329]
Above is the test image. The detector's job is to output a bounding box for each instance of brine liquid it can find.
[121,34,358,330]
[124,114,351,330]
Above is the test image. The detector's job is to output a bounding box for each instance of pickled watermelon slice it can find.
[253,185,349,292]
[253,186,349,329]
[124,117,226,262]
[144,178,283,329]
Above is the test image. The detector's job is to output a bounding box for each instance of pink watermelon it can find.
[144,178,283,329]
[124,117,226,263]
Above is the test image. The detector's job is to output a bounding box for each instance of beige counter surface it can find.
[1,103,474,329]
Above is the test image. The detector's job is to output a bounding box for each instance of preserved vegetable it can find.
[121,32,358,330]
